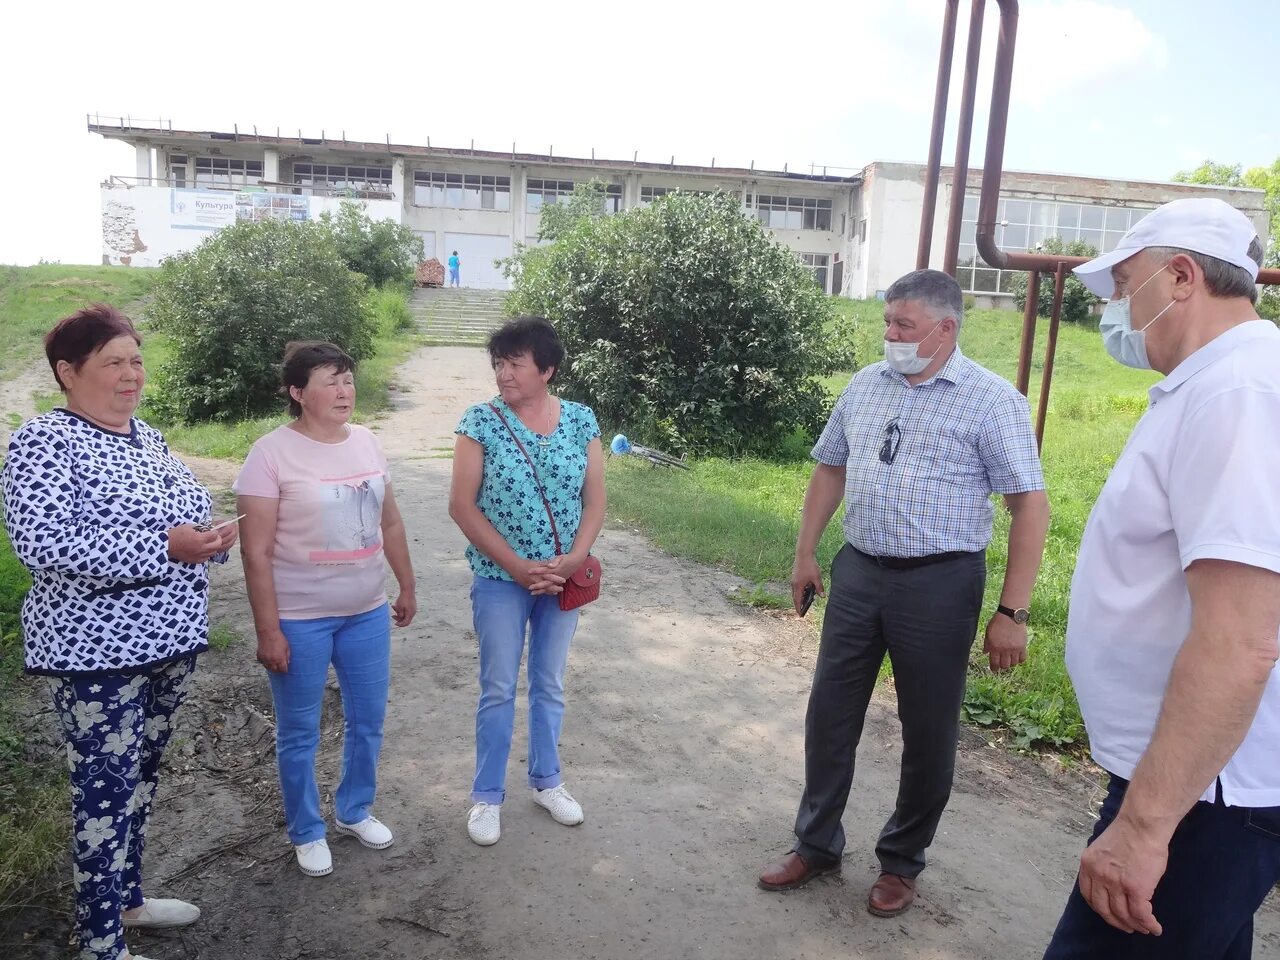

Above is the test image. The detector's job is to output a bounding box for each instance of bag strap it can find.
[488,402,563,555]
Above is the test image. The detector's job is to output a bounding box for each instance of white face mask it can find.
[884,318,945,375]
[1099,265,1175,370]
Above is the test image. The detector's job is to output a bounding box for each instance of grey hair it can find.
[1146,235,1263,304]
[885,268,965,328]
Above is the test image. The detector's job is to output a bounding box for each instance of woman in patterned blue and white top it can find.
[449,316,606,848]
[2,305,237,960]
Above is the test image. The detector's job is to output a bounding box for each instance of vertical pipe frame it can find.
[942,0,987,277]
[1034,263,1067,449]
[916,0,960,270]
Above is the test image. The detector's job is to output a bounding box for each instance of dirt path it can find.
[15,345,1280,960]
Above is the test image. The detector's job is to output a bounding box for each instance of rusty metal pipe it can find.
[916,0,960,270]
[1034,263,1067,447]
[943,0,988,277]
[971,0,1280,287]
[974,0,1019,274]
[1016,269,1039,396]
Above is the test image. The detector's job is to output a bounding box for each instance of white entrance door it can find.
[443,232,512,290]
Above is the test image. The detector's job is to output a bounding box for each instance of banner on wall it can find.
[235,192,309,223]
[170,191,237,228]
[103,185,402,267]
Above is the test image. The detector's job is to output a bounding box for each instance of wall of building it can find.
[860,161,1270,303]
[99,185,400,267]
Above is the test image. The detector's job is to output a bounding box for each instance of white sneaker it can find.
[467,802,501,846]
[532,784,584,826]
[294,838,333,877]
[335,815,394,849]
[122,897,200,928]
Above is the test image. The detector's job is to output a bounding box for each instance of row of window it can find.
[747,194,834,231]
[957,193,1153,296]
[189,156,264,189]
[413,171,513,210]
[294,163,394,194]
[639,186,717,204]
[165,156,840,231]
[524,179,624,214]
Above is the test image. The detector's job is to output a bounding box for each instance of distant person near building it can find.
[448,251,461,287]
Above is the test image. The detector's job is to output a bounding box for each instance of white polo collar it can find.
[1148,319,1275,405]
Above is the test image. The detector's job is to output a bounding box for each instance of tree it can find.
[1171,160,1244,187]
[148,218,375,422]
[536,179,612,242]
[1007,237,1100,324]
[506,191,854,456]
[319,200,424,288]
[1173,157,1280,320]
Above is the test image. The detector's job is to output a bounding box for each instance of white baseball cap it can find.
[1073,197,1260,299]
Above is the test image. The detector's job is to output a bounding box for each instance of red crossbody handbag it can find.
[488,403,601,611]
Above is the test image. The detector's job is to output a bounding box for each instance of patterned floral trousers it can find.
[48,654,197,960]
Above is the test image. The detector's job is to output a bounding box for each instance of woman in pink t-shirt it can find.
[234,341,417,879]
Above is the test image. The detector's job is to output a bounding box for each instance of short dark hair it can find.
[44,303,142,390]
[487,316,565,383]
[884,269,965,328]
[1148,235,1265,303]
[280,341,355,417]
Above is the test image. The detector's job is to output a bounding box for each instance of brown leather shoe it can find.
[757,851,840,891]
[867,871,917,917]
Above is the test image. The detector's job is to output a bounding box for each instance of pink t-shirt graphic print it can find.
[311,471,385,563]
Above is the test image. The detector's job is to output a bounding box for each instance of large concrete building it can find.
[90,119,1269,303]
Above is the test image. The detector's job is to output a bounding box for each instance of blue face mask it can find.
[1099,265,1175,370]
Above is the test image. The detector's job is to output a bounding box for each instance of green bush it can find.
[1007,237,1100,325]
[147,219,375,422]
[320,201,424,288]
[506,191,854,456]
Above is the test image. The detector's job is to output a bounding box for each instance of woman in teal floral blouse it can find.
[448,316,606,847]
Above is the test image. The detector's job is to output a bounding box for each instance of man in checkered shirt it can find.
[758,268,1050,919]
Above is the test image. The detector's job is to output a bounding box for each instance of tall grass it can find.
[608,297,1159,751]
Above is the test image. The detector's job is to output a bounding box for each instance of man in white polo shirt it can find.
[1043,197,1280,959]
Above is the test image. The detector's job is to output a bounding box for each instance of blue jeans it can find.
[270,604,391,844]
[50,654,197,960]
[1044,774,1280,959]
[471,575,579,803]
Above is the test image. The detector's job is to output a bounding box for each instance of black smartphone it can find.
[800,583,817,617]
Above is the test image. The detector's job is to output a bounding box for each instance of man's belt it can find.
[852,547,982,571]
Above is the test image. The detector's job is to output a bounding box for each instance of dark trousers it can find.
[793,543,985,878]
[1044,775,1280,959]
[49,654,197,960]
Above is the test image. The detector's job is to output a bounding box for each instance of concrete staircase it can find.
[411,287,508,345]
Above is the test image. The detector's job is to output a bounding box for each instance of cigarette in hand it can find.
[207,514,246,531]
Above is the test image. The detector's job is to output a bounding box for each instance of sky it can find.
[1,0,1276,266]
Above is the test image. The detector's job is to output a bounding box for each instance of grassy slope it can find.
[0,264,157,381]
